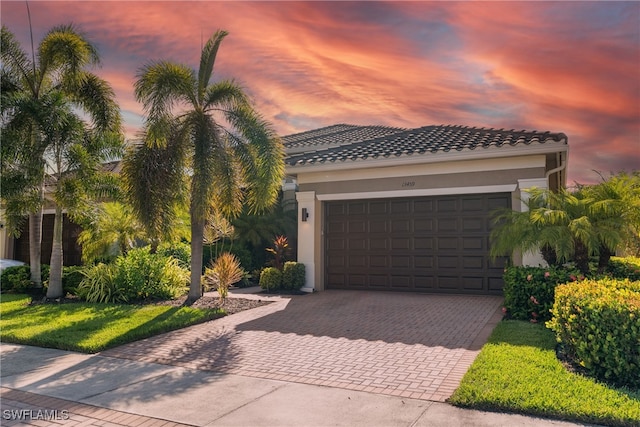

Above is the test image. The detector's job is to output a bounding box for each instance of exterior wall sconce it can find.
[301,207,309,222]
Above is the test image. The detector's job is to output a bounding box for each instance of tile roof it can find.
[283,124,567,167]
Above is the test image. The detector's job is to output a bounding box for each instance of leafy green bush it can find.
[503,266,581,323]
[1,266,31,293]
[158,241,191,269]
[62,266,85,295]
[78,247,188,303]
[282,262,305,290]
[1,265,50,293]
[259,267,282,291]
[547,278,640,388]
[607,257,640,281]
[78,263,122,303]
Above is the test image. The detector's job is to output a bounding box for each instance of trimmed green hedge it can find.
[282,262,305,290]
[547,278,640,388]
[608,257,640,281]
[259,267,282,291]
[502,266,581,323]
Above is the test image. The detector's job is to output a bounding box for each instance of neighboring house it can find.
[283,124,568,295]
[1,161,124,266]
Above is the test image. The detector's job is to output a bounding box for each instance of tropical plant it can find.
[123,29,284,303]
[1,24,122,297]
[204,252,243,302]
[77,202,146,263]
[266,235,290,271]
[490,180,638,275]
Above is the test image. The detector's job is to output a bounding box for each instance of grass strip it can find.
[0,294,225,353]
[449,320,640,426]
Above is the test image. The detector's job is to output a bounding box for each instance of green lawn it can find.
[0,294,225,353]
[449,320,640,427]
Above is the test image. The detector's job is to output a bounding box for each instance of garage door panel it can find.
[392,238,410,250]
[462,198,484,211]
[349,220,367,233]
[349,202,367,215]
[391,255,411,268]
[414,256,434,268]
[437,199,458,212]
[370,238,388,250]
[437,276,460,289]
[463,237,484,250]
[462,256,484,269]
[392,219,411,232]
[325,193,510,294]
[391,276,411,288]
[370,220,387,233]
[437,218,458,232]
[437,237,459,250]
[414,218,434,232]
[462,276,484,290]
[462,218,484,232]
[438,256,459,269]
[415,237,434,250]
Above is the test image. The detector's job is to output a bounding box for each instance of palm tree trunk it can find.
[188,215,205,303]
[28,209,43,289]
[46,205,64,298]
[574,240,590,276]
[597,245,613,273]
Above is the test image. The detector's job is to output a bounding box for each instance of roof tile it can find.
[284,124,567,166]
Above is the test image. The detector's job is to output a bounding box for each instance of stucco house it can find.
[282,124,568,295]
[2,123,568,297]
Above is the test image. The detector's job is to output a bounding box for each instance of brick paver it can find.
[102,291,503,402]
[0,388,194,427]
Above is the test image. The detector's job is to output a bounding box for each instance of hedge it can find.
[502,265,581,323]
[282,262,305,290]
[547,278,640,388]
[259,267,282,291]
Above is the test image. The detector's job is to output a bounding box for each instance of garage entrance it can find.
[325,193,510,294]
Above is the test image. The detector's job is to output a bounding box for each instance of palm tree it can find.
[490,182,636,275]
[1,25,121,293]
[77,202,145,263]
[124,30,284,302]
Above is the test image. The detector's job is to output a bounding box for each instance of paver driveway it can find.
[102,290,503,402]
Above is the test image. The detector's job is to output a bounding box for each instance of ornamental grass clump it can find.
[205,252,243,302]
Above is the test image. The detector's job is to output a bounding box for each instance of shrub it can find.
[205,252,244,301]
[282,262,305,290]
[1,265,50,293]
[502,265,581,323]
[1,266,31,293]
[61,266,85,295]
[259,267,282,291]
[77,263,122,303]
[547,278,640,388]
[158,241,191,269]
[78,247,188,303]
[607,257,640,281]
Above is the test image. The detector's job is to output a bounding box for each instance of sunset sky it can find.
[2,1,638,184]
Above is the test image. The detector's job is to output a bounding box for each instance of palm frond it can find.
[198,30,228,101]
[134,61,197,129]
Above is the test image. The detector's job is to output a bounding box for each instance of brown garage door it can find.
[325,193,510,294]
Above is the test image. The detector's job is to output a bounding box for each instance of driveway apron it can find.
[101,290,503,402]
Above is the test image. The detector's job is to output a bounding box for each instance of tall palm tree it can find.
[1,24,121,293]
[124,30,284,302]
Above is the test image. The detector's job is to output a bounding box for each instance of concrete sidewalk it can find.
[1,343,591,427]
